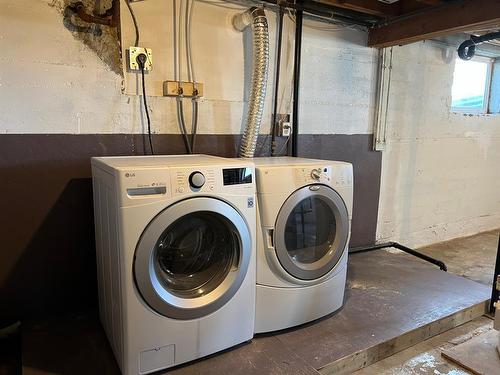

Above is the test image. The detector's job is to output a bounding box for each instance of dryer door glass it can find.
[274,185,349,280]
[134,197,252,319]
[284,197,336,264]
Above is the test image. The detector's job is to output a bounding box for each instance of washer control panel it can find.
[172,168,217,194]
[171,166,254,196]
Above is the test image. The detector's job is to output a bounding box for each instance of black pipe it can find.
[350,241,448,272]
[490,232,500,314]
[291,2,303,157]
[261,0,378,27]
[458,31,500,60]
[271,6,284,156]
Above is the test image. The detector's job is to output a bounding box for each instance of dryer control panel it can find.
[294,165,352,188]
[295,166,332,185]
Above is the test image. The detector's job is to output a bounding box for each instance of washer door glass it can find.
[274,185,349,280]
[155,211,238,299]
[134,197,251,320]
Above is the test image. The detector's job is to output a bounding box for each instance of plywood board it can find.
[442,330,500,375]
[22,252,491,374]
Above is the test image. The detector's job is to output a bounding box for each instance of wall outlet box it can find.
[280,122,291,137]
[129,47,153,71]
[275,114,291,137]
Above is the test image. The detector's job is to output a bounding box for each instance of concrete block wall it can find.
[377,42,500,247]
[0,0,377,136]
[0,0,380,319]
[2,0,498,319]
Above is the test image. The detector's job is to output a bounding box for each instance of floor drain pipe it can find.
[350,242,448,272]
[234,7,270,158]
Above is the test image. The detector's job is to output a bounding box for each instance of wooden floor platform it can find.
[22,250,490,375]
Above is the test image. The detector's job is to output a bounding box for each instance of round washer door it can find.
[134,197,251,320]
[274,184,349,281]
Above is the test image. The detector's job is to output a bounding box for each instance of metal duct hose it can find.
[234,8,269,158]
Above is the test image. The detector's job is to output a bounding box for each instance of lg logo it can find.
[125,172,136,178]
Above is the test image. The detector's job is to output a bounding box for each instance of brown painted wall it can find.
[0,134,381,321]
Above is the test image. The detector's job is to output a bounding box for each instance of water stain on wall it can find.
[48,0,122,75]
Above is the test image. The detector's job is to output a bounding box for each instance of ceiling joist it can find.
[318,0,398,17]
[368,0,500,48]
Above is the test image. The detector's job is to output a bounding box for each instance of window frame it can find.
[451,55,494,115]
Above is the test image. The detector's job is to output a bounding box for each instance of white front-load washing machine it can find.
[253,157,353,333]
[91,155,256,374]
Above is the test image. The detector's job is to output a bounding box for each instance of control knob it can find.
[189,171,205,189]
[310,168,321,180]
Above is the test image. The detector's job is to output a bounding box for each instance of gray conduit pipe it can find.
[234,7,270,158]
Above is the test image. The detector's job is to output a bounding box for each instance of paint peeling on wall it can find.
[48,0,122,75]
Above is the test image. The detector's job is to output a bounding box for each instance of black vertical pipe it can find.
[271,6,284,156]
[291,3,303,157]
[490,232,500,314]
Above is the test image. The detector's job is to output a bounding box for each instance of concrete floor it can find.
[358,229,499,374]
[419,230,499,287]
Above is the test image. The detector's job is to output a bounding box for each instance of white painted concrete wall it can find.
[377,42,500,247]
[2,1,498,247]
[0,0,377,135]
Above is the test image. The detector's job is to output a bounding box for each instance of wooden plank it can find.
[319,302,488,375]
[317,0,398,17]
[441,330,500,375]
[397,0,438,14]
[273,251,490,374]
[368,0,500,48]
[21,252,491,375]
[168,337,320,375]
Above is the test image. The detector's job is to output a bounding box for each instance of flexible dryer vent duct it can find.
[234,7,269,158]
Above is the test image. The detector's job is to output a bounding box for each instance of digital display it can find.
[223,168,253,185]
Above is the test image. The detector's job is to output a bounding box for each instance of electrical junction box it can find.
[163,81,204,98]
[280,122,291,137]
[275,114,291,137]
[129,47,153,71]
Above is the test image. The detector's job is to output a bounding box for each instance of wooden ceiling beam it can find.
[317,0,398,17]
[397,0,439,14]
[368,0,500,48]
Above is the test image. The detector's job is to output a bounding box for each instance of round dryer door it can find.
[134,197,251,320]
[274,184,349,281]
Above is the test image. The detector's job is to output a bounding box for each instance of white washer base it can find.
[255,264,347,334]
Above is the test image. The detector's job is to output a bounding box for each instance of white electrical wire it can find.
[185,0,192,82]
[178,0,184,82]
[173,0,178,81]
[187,0,196,82]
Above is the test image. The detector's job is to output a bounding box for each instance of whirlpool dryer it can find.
[253,157,353,333]
[91,155,256,374]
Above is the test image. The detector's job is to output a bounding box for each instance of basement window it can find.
[451,56,493,114]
